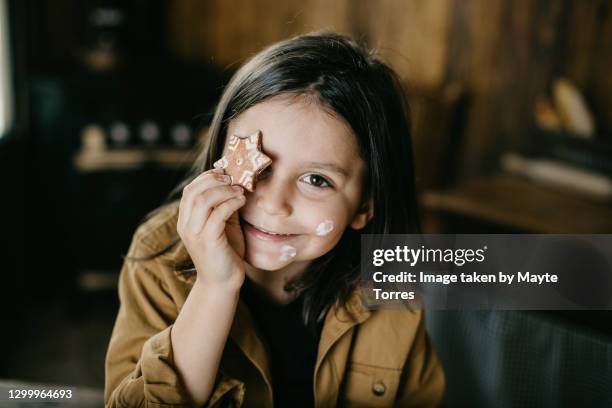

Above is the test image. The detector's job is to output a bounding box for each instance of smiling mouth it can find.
[241,218,299,241]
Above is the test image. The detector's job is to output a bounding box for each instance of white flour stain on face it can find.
[279,245,297,262]
[315,220,334,236]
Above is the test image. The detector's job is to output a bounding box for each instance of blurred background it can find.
[0,0,610,406]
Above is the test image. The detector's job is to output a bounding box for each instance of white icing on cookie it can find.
[213,156,228,169]
[315,220,334,236]
[279,245,297,262]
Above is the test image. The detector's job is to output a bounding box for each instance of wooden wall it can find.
[167,0,451,87]
[443,0,612,177]
[20,0,612,185]
[166,0,612,182]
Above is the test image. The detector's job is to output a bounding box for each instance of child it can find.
[104,32,445,407]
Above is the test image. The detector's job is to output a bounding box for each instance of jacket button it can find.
[372,382,386,396]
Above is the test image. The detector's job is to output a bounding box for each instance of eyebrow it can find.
[302,161,349,177]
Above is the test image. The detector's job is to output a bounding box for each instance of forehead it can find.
[226,95,362,170]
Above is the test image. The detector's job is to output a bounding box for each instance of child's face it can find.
[224,94,372,272]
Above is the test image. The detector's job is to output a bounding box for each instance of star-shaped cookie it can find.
[213,130,272,192]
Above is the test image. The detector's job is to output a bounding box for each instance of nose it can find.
[253,174,292,217]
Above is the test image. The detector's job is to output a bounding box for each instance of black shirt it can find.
[241,281,320,408]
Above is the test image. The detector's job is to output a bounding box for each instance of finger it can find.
[204,192,246,239]
[178,171,232,232]
[186,185,244,236]
[186,185,243,236]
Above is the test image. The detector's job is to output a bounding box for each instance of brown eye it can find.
[301,173,332,188]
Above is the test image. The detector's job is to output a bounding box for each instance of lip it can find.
[242,219,299,242]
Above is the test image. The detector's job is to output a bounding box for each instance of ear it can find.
[350,197,374,230]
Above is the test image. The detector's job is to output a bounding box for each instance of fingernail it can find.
[212,168,224,174]
[214,174,230,183]
[232,185,243,193]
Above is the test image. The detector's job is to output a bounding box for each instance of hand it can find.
[177,168,246,289]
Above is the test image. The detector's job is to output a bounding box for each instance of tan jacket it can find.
[104,204,445,407]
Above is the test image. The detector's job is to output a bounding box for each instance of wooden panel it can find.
[423,174,612,233]
[165,0,611,183]
[167,0,451,86]
[446,0,569,177]
[24,0,85,67]
[167,0,353,68]
[579,1,612,124]
[563,0,602,87]
[354,0,452,86]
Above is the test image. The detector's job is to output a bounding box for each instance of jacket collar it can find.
[226,284,371,406]
[229,297,275,404]
[170,243,196,284]
[317,285,371,365]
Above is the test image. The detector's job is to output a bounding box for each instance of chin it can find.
[244,250,291,271]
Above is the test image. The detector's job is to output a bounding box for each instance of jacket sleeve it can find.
[104,236,246,408]
[395,310,446,407]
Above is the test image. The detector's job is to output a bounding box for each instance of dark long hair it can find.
[139,32,419,332]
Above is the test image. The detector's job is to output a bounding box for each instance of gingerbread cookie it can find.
[213,130,272,192]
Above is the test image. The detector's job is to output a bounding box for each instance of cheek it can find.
[296,202,349,254]
[315,220,335,236]
[299,201,346,235]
